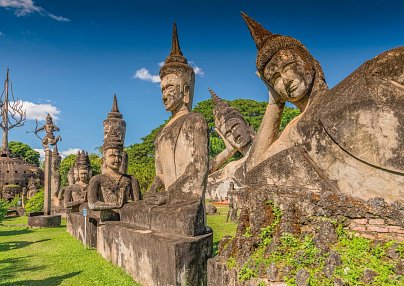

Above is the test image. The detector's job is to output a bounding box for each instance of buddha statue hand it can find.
[144,191,168,206]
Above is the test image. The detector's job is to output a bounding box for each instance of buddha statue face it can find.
[104,148,122,172]
[263,49,315,103]
[218,117,251,149]
[161,73,189,112]
[78,167,90,184]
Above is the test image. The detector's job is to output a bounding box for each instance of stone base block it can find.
[97,221,213,286]
[67,212,98,248]
[28,214,61,228]
[51,207,69,219]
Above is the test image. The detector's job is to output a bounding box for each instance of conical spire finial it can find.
[170,23,183,57]
[241,12,272,50]
[112,94,119,113]
[208,88,221,106]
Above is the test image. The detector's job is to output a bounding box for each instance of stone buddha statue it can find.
[209,88,254,173]
[207,89,254,199]
[63,150,92,212]
[120,24,209,237]
[87,95,141,221]
[241,12,404,203]
[241,12,329,172]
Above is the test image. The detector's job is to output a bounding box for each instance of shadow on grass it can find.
[0,256,45,281]
[0,239,51,252]
[0,271,81,286]
[0,228,33,237]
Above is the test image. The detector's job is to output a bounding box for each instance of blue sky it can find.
[0,0,403,157]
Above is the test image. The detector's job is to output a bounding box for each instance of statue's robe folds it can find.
[247,47,404,203]
[120,112,209,236]
[87,174,140,221]
[63,184,87,211]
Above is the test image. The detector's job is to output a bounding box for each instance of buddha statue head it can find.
[102,95,125,174]
[210,88,254,150]
[75,150,91,185]
[241,12,327,109]
[159,23,195,113]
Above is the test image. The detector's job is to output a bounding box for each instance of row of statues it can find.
[58,12,403,225]
[54,11,402,285]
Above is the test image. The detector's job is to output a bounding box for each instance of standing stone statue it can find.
[121,23,209,237]
[87,95,141,221]
[35,113,62,149]
[64,150,92,212]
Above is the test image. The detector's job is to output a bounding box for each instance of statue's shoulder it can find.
[184,112,208,130]
[88,174,108,184]
[65,184,83,193]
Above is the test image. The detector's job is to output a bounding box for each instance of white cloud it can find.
[20,100,61,121]
[133,68,161,83]
[134,61,204,84]
[189,61,204,76]
[60,148,80,158]
[34,148,44,160]
[0,0,70,22]
[34,147,81,161]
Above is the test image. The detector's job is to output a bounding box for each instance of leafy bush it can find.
[25,189,44,213]
[0,199,7,223]
[7,194,21,208]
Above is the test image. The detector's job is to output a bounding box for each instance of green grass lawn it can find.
[206,204,238,255]
[0,204,236,285]
[0,216,139,286]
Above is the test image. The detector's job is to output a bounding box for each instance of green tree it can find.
[25,189,44,213]
[8,141,40,166]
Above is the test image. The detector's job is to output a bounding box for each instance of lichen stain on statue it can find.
[63,150,92,212]
[86,95,141,222]
[206,88,254,200]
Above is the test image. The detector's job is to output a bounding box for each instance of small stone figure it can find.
[87,96,141,220]
[64,151,92,211]
[226,182,238,222]
[27,177,39,199]
[35,113,62,149]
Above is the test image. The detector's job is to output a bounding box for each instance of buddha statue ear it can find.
[183,85,190,105]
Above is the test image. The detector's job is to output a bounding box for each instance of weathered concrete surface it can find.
[97,221,213,286]
[28,214,61,228]
[120,199,206,237]
[67,212,98,248]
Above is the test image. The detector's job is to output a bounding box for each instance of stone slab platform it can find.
[28,213,61,228]
[97,221,213,286]
[67,212,98,248]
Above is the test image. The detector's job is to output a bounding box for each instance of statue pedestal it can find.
[28,212,61,228]
[67,212,98,248]
[97,221,212,286]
